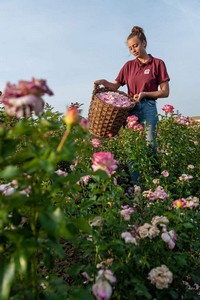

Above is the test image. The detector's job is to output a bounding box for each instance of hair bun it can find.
[131,26,144,34]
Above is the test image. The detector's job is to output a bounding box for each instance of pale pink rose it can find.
[1,78,53,118]
[153,186,169,201]
[92,279,112,300]
[81,175,91,185]
[1,78,53,100]
[148,265,173,289]
[161,170,169,177]
[178,174,193,181]
[4,95,44,117]
[138,223,160,239]
[3,187,16,196]
[120,205,134,221]
[79,117,88,129]
[161,228,177,249]
[55,169,68,176]
[151,216,169,227]
[91,138,101,148]
[187,164,194,170]
[121,232,137,245]
[175,115,192,126]
[92,269,116,300]
[92,152,118,177]
[96,270,116,284]
[20,185,31,197]
[89,217,102,227]
[152,178,160,185]
[81,271,92,284]
[134,185,141,193]
[161,104,174,114]
[143,186,169,201]
[185,196,199,208]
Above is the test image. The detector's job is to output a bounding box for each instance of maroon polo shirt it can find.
[115,54,170,99]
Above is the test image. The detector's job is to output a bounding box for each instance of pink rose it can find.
[162,104,174,114]
[1,78,53,117]
[92,152,118,177]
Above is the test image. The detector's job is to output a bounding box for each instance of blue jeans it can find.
[129,99,158,148]
[128,99,158,183]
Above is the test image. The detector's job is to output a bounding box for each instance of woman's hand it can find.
[93,80,121,91]
[133,92,146,102]
[94,79,106,89]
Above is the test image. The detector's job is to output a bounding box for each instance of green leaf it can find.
[183,222,194,229]
[69,288,94,300]
[0,261,15,300]
[0,166,19,178]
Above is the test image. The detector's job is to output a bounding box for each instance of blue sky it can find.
[0,0,200,117]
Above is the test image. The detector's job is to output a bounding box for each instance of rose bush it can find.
[0,80,199,299]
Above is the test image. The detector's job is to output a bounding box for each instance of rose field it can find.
[0,79,199,300]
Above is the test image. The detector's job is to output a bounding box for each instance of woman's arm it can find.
[134,81,170,101]
[94,79,121,91]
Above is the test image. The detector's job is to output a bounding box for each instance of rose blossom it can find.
[1,78,53,117]
[152,178,160,185]
[92,152,118,177]
[79,117,88,129]
[120,205,134,221]
[172,198,187,208]
[138,223,160,239]
[96,270,116,284]
[89,216,103,227]
[121,232,137,245]
[81,271,92,284]
[80,175,91,185]
[92,279,112,300]
[143,186,169,201]
[126,115,144,131]
[151,216,169,227]
[148,265,173,289]
[175,115,192,126]
[185,196,199,209]
[161,104,174,114]
[187,164,194,170]
[64,106,79,127]
[92,269,116,300]
[91,138,101,148]
[178,174,193,181]
[161,227,177,249]
[161,170,169,177]
[55,169,68,177]
[126,115,138,128]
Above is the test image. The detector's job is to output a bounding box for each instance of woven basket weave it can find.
[88,87,136,137]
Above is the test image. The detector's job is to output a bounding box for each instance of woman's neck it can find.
[138,53,149,64]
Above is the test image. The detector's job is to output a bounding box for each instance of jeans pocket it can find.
[146,100,156,107]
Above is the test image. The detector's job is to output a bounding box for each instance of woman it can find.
[94,26,170,148]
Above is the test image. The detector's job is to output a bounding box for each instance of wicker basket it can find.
[88,87,136,137]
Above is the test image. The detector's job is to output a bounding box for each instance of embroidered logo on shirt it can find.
[144,69,150,74]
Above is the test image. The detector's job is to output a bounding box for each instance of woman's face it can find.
[127,36,146,58]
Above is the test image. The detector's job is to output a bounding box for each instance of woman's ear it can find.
[142,40,147,48]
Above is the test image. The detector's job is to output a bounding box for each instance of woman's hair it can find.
[127,26,147,45]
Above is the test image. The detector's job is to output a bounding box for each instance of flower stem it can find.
[57,129,70,152]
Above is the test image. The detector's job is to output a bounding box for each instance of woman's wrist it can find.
[142,91,147,98]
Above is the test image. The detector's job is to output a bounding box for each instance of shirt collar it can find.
[136,54,153,65]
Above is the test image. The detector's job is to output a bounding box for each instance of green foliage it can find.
[0,104,199,299]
